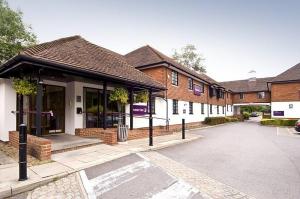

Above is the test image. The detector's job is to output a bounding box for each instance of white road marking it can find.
[136,152,150,161]
[149,180,199,199]
[79,170,96,199]
[90,160,151,197]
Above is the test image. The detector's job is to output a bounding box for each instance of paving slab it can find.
[30,162,74,178]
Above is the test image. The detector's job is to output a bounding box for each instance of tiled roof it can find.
[18,36,165,90]
[271,63,300,82]
[125,45,220,86]
[220,77,274,93]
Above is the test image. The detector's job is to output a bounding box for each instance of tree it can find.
[0,0,37,64]
[172,44,206,73]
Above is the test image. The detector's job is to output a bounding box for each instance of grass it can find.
[0,141,53,166]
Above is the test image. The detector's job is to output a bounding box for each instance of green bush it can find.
[260,119,298,126]
[204,116,239,125]
[262,114,271,119]
[242,112,250,120]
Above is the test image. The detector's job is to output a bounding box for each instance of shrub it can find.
[261,119,298,126]
[242,112,250,120]
[204,116,239,125]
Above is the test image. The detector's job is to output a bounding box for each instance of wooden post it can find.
[129,88,133,130]
[103,82,107,130]
[149,90,153,146]
[36,81,43,137]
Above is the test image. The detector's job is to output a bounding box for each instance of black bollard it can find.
[149,117,153,146]
[182,119,185,139]
[19,124,27,181]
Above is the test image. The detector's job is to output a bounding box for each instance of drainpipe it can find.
[207,85,210,118]
[165,65,169,130]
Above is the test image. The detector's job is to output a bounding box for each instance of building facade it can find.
[125,45,233,129]
[0,35,299,142]
[270,63,300,119]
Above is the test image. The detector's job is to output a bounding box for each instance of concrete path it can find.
[159,122,300,199]
[0,132,201,198]
[80,153,203,199]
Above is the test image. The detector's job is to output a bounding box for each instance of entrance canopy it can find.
[0,35,165,92]
[0,36,165,137]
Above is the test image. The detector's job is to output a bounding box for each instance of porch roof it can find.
[0,36,165,91]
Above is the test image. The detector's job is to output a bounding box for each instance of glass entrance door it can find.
[19,85,65,135]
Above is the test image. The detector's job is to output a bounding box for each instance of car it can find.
[250,112,259,117]
[295,119,300,132]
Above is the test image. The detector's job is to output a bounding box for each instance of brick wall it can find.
[271,82,300,101]
[9,131,51,160]
[76,122,205,143]
[167,69,208,103]
[75,128,117,145]
[232,91,271,104]
[141,66,209,103]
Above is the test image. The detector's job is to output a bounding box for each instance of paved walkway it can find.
[10,173,85,199]
[0,152,15,166]
[0,132,201,198]
[142,151,255,199]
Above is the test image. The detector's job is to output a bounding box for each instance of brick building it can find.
[125,45,233,128]
[220,77,273,114]
[269,63,300,119]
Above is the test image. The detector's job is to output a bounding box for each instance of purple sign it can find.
[133,105,148,115]
[194,84,203,96]
[273,111,284,116]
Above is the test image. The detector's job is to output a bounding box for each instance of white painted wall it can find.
[0,79,17,141]
[226,104,234,116]
[125,98,211,128]
[271,101,300,119]
[208,104,226,117]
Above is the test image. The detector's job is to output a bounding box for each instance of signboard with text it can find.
[273,111,284,116]
[194,84,203,96]
[133,105,148,115]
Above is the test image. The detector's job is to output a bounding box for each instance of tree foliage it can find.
[172,44,206,73]
[12,78,37,95]
[109,88,129,105]
[135,90,149,103]
[0,0,37,64]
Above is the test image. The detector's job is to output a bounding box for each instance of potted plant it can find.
[109,88,129,142]
[12,78,37,124]
[135,90,149,103]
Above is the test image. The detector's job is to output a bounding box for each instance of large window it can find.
[188,78,193,90]
[189,102,193,114]
[217,105,219,114]
[210,104,213,114]
[240,93,244,99]
[172,99,178,114]
[257,92,265,99]
[201,103,204,114]
[84,88,120,128]
[222,106,225,114]
[171,71,178,86]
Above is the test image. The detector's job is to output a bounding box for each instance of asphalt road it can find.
[159,121,300,199]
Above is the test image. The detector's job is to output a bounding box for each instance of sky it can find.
[7,0,300,82]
